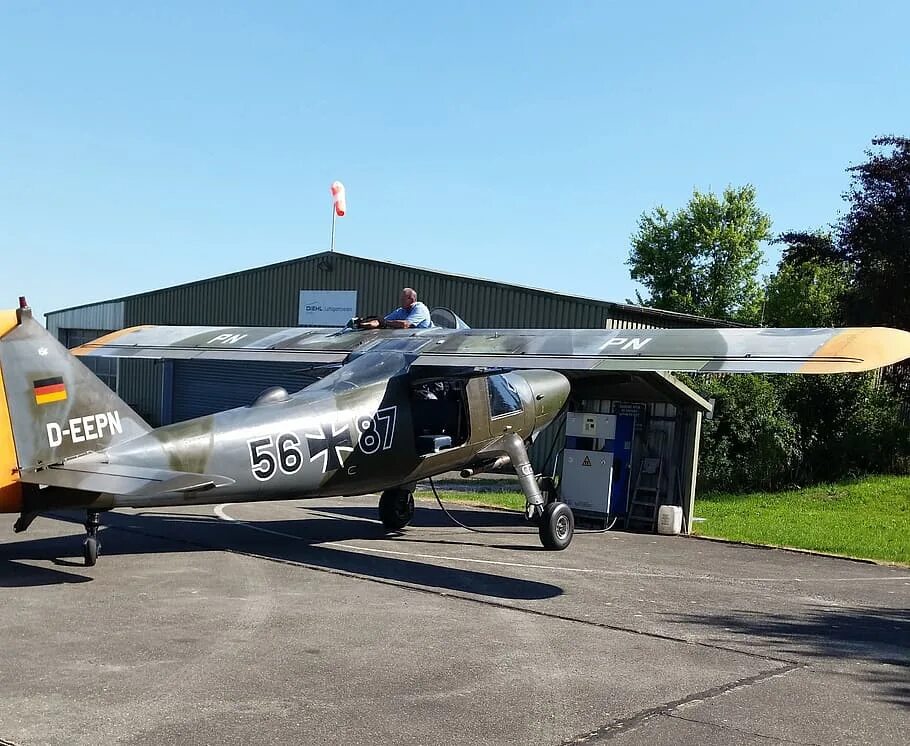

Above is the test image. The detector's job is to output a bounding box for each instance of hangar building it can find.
[46,250,734,533]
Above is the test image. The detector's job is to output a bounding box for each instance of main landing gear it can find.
[378,487,415,531]
[378,435,575,550]
[498,432,575,551]
[83,510,102,567]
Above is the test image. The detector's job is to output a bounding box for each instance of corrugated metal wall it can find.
[606,307,740,330]
[45,301,125,338]
[121,252,614,329]
[120,359,164,424]
[171,360,323,422]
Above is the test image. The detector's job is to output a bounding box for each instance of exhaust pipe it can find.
[460,455,511,478]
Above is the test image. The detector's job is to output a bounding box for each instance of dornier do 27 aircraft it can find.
[2,298,910,566]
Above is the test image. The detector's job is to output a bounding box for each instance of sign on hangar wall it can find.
[298,290,358,327]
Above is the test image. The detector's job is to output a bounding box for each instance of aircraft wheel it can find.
[83,536,100,567]
[538,502,574,551]
[378,489,415,531]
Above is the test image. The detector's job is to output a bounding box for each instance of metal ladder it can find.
[626,429,667,531]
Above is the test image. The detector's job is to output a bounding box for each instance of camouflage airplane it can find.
[2,298,910,566]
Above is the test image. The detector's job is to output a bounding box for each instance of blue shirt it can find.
[385,301,433,328]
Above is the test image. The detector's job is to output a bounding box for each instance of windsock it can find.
[331,181,346,217]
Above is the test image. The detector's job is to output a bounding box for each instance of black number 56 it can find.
[249,437,276,481]
[249,433,303,481]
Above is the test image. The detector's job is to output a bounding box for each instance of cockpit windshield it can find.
[302,351,412,394]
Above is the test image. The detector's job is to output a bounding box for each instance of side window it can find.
[488,375,521,417]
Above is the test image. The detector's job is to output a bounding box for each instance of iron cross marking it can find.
[305,421,354,473]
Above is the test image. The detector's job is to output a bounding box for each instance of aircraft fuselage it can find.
[67,365,569,511]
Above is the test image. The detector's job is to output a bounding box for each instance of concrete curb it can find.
[688,533,909,567]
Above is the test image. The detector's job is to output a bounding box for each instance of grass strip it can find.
[418,475,910,565]
[694,475,910,565]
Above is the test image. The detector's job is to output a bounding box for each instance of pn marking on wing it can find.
[208,333,249,345]
[601,337,652,352]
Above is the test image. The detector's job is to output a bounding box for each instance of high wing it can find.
[72,324,910,374]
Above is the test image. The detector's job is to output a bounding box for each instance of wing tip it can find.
[800,327,910,373]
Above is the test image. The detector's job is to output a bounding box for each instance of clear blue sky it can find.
[2,1,908,321]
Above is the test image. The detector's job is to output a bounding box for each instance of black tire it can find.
[538,502,574,550]
[83,536,99,567]
[378,489,415,531]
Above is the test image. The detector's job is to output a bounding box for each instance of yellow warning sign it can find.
[582,456,592,467]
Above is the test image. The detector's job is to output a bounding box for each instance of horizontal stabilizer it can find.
[19,461,235,496]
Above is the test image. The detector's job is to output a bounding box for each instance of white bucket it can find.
[657,505,683,535]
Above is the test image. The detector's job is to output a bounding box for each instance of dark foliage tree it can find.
[838,136,910,328]
[774,230,842,267]
[764,231,850,328]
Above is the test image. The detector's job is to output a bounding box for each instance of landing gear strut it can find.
[378,488,415,531]
[83,510,102,567]
[498,432,574,550]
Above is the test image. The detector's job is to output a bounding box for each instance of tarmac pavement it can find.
[0,496,907,745]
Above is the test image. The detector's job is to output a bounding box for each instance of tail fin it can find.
[0,305,151,478]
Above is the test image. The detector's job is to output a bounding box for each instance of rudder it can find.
[0,310,22,513]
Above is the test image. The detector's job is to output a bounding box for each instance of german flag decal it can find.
[33,376,67,405]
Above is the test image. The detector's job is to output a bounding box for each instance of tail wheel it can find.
[379,489,415,531]
[539,502,574,550]
[83,536,100,567]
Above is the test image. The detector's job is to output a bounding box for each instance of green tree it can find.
[763,245,850,327]
[776,373,910,483]
[683,374,800,491]
[627,185,771,323]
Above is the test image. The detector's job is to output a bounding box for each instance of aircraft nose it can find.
[518,370,571,427]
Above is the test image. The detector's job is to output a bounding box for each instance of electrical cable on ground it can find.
[427,405,622,536]
[428,475,534,534]
[429,476,619,537]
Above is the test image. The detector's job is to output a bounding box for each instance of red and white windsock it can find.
[331,181,346,217]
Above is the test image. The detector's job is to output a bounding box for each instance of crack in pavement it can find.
[667,712,823,746]
[561,663,803,743]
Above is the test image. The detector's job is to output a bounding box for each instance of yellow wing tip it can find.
[800,327,910,373]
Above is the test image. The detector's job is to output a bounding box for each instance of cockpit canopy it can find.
[430,307,470,329]
[301,351,411,395]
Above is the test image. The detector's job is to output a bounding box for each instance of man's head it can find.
[399,287,418,310]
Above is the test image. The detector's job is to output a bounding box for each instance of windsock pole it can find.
[330,181,346,252]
